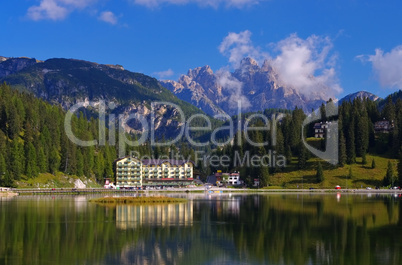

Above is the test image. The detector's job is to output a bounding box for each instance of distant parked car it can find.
[335,185,341,190]
[366,187,372,190]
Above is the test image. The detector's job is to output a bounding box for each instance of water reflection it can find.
[116,202,193,229]
[1,194,402,265]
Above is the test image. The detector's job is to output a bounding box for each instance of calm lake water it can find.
[1,193,402,265]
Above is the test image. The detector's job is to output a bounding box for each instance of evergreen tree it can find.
[371,158,376,169]
[275,127,285,172]
[6,104,22,139]
[383,97,396,122]
[316,162,324,183]
[49,147,61,174]
[25,142,39,178]
[398,150,402,186]
[83,146,95,178]
[103,146,115,179]
[37,146,48,173]
[356,108,369,157]
[76,149,84,177]
[391,123,400,158]
[346,118,356,164]
[383,161,395,187]
[339,133,347,167]
[9,140,24,180]
[298,143,307,170]
[94,152,105,181]
[285,145,292,165]
[0,153,8,186]
[362,151,367,165]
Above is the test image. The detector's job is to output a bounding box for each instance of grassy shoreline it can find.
[89,196,188,204]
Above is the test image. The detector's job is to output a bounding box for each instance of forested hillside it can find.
[211,96,402,187]
[0,83,200,187]
[1,80,401,188]
[0,83,118,187]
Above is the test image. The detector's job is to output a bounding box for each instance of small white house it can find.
[253,179,260,187]
[227,173,242,186]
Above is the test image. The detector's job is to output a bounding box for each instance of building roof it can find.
[115,157,195,166]
[141,159,194,166]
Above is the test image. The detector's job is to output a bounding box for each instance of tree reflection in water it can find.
[0,194,402,265]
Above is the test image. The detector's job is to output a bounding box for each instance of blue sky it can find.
[1,0,402,99]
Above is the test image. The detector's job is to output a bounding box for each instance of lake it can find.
[1,193,402,265]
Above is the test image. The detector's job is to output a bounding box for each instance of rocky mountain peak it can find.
[261,59,274,72]
[339,91,381,104]
[234,57,262,80]
[161,57,328,116]
[240,57,259,67]
[187,65,214,78]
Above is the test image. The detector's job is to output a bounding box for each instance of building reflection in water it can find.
[116,201,193,229]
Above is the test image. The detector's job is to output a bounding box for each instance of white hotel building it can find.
[115,157,194,188]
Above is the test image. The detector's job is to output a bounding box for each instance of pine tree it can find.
[298,143,307,169]
[37,146,48,173]
[339,132,347,167]
[362,151,367,165]
[316,162,324,183]
[285,145,292,165]
[76,149,84,177]
[9,140,24,180]
[83,146,95,178]
[94,152,105,181]
[0,153,7,186]
[346,118,356,164]
[355,107,369,157]
[6,104,22,140]
[25,142,39,178]
[371,158,376,169]
[383,161,395,187]
[49,147,61,174]
[398,150,402,186]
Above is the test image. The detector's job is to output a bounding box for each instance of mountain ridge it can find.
[0,56,206,137]
[338,91,381,104]
[160,57,331,116]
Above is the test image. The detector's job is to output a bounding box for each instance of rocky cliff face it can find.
[161,57,328,116]
[0,57,40,79]
[0,57,203,138]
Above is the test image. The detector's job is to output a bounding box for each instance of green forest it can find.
[0,82,401,188]
[211,92,402,187]
[0,83,117,187]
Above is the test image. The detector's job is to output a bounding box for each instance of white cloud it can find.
[270,34,342,99]
[154,69,175,79]
[216,69,251,110]
[27,0,68,21]
[363,46,402,89]
[219,30,267,68]
[132,0,260,9]
[218,31,342,100]
[98,11,118,25]
[27,0,97,21]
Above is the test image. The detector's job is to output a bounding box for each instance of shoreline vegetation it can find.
[89,196,188,204]
[0,191,18,197]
